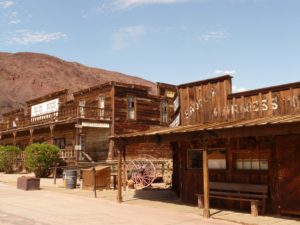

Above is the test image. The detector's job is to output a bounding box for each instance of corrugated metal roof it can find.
[113,113,300,139]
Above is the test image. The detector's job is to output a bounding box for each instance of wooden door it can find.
[276,135,300,215]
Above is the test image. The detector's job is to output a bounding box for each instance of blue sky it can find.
[0,0,300,92]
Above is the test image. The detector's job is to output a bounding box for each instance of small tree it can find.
[25,143,60,178]
[0,145,21,173]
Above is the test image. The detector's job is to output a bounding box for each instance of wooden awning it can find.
[111,113,300,143]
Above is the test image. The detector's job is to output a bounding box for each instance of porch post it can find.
[203,140,210,218]
[117,144,123,203]
[13,132,17,146]
[123,146,127,191]
[50,125,55,144]
[29,129,34,144]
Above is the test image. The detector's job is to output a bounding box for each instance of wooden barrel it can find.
[65,170,77,189]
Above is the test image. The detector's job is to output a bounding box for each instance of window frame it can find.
[187,148,227,170]
[127,95,136,120]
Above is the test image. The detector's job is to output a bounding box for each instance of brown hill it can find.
[0,52,155,115]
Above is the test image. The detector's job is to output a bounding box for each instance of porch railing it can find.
[0,107,111,131]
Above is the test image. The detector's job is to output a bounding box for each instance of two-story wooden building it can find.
[113,75,300,217]
[0,81,177,165]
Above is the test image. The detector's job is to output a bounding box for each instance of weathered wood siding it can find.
[180,77,232,125]
[175,137,275,212]
[227,87,300,121]
[114,86,163,135]
[83,127,110,161]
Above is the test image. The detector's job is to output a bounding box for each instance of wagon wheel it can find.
[126,155,156,189]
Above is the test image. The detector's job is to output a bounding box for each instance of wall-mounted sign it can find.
[31,98,59,117]
[165,90,176,98]
[81,122,110,128]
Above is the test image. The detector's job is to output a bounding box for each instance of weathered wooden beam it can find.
[117,145,123,203]
[50,125,55,145]
[13,132,17,146]
[123,146,127,191]
[112,121,300,146]
[202,140,210,218]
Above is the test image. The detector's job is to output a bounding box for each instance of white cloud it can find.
[0,0,14,9]
[214,69,236,76]
[92,0,193,14]
[111,25,148,50]
[198,31,228,42]
[115,0,191,8]
[8,30,67,45]
[232,85,247,93]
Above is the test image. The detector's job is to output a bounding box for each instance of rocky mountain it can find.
[0,52,155,115]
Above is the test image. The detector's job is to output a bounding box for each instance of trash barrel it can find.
[65,170,77,189]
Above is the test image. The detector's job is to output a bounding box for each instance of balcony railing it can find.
[0,106,111,131]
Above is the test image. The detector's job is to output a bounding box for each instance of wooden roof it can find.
[112,113,300,141]
[26,89,68,105]
[228,80,300,99]
[178,75,232,89]
[73,81,151,96]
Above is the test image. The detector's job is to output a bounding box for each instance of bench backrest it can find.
[210,182,268,194]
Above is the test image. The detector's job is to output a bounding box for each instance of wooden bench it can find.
[196,182,268,216]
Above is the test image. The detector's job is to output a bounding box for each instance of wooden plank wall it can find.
[176,137,274,212]
[83,127,110,161]
[180,78,232,126]
[227,88,300,121]
[113,86,163,135]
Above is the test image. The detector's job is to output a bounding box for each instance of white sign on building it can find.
[31,98,59,117]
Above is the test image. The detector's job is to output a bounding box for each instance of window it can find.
[208,148,227,170]
[79,100,85,117]
[187,148,227,170]
[234,149,269,170]
[161,100,168,124]
[127,96,136,120]
[187,149,202,169]
[99,96,105,118]
[54,138,65,149]
[80,135,85,151]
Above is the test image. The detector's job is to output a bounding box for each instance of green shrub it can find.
[0,145,21,173]
[25,143,60,178]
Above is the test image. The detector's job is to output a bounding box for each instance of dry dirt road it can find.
[0,182,239,225]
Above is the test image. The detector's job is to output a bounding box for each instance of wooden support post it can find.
[13,132,17,146]
[93,167,97,198]
[50,125,55,145]
[251,200,259,217]
[0,134,2,146]
[123,146,127,191]
[53,167,57,184]
[203,140,210,218]
[29,129,34,144]
[117,145,123,203]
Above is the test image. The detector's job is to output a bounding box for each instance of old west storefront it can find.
[0,82,176,164]
[113,75,300,217]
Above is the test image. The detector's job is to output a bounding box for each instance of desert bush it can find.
[25,143,60,178]
[0,145,21,173]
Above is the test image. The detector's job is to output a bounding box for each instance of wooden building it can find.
[113,75,300,217]
[0,81,176,164]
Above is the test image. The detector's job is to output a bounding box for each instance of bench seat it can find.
[196,182,268,217]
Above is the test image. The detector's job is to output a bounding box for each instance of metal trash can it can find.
[65,170,77,189]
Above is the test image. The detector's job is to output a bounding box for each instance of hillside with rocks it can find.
[0,52,155,115]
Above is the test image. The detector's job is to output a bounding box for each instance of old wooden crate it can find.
[81,166,111,190]
[17,176,40,191]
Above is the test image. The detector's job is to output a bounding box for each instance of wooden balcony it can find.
[0,107,111,132]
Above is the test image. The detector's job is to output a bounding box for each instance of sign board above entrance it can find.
[81,122,110,128]
[31,98,59,117]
